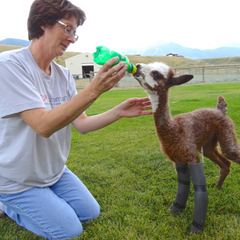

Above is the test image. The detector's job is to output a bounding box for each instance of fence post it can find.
[89,71,94,83]
[202,67,205,83]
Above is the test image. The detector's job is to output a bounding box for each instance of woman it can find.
[0,0,152,239]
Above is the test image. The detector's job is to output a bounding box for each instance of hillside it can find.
[0,44,22,52]
[1,44,240,68]
[0,44,80,67]
[122,42,240,59]
[127,55,240,68]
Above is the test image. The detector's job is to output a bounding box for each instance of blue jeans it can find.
[0,167,100,239]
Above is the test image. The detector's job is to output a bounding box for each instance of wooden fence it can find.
[75,64,240,90]
[172,64,240,83]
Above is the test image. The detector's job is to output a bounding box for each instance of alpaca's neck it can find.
[147,89,172,126]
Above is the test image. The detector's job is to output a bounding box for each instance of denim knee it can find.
[82,202,100,223]
[92,202,100,220]
[66,203,100,239]
[62,221,83,240]
[48,217,83,240]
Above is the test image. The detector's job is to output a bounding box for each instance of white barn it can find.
[65,52,101,79]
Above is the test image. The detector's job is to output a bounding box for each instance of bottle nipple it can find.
[130,65,137,74]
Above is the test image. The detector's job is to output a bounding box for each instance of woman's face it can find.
[42,15,78,58]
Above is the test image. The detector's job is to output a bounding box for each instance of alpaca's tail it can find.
[217,96,227,115]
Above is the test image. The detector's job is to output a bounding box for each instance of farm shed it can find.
[65,52,101,78]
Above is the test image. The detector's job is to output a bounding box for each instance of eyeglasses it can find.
[57,20,79,42]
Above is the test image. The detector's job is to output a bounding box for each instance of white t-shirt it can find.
[0,47,78,193]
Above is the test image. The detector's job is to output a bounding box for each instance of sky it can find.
[1,0,240,53]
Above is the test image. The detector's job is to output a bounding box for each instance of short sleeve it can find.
[0,59,45,118]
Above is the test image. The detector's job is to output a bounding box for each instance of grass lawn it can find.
[1,83,240,239]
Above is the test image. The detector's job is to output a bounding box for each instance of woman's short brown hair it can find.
[27,0,86,40]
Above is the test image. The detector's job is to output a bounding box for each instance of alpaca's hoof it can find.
[191,220,204,232]
[169,202,186,214]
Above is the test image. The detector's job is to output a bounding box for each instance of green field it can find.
[1,83,240,239]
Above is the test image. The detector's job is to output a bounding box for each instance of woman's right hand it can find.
[19,58,128,138]
[89,57,128,95]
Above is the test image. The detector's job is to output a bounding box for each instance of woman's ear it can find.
[40,25,46,31]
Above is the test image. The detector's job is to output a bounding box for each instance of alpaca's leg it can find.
[203,140,231,188]
[189,162,208,232]
[217,119,240,164]
[170,164,190,213]
[207,150,231,188]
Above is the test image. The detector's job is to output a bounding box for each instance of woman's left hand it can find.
[73,97,152,134]
[117,97,152,118]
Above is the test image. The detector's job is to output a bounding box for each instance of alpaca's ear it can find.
[169,75,193,86]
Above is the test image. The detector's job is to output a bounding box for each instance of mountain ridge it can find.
[0,38,30,47]
[1,38,240,60]
[120,42,240,59]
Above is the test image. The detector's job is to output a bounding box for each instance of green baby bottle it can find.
[93,46,137,74]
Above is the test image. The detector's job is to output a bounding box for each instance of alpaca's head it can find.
[133,62,193,92]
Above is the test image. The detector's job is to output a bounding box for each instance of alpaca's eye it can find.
[152,71,160,79]
[152,71,164,80]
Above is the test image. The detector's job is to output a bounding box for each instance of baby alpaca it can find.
[133,62,240,232]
